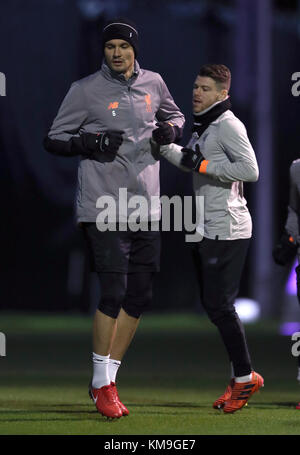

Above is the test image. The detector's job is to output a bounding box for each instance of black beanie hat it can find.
[102,19,139,56]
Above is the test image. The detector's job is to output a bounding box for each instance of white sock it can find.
[109,358,121,383]
[92,352,110,389]
[235,373,252,383]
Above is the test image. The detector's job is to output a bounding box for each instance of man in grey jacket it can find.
[44,18,184,418]
[273,159,300,271]
[153,64,263,413]
[273,159,300,409]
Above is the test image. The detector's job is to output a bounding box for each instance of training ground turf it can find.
[0,312,299,436]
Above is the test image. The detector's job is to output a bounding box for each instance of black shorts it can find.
[81,223,161,273]
[193,237,250,312]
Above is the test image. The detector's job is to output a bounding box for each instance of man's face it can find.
[104,39,135,79]
[192,75,227,113]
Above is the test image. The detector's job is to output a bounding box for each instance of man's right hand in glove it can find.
[82,130,124,162]
[272,231,298,266]
[96,130,124,155]
[44,130,124,161]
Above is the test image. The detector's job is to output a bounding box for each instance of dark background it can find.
[0,0,299,316]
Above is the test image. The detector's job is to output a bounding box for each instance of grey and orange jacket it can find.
[159,108,259,240]
[44,60,185,223]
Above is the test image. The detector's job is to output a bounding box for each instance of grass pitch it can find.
[0,312,299,435]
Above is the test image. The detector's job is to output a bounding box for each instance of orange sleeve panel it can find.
[199,160,209,174]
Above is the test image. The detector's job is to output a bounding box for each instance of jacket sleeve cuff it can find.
[166,121,183,143]
[198,160,210,174]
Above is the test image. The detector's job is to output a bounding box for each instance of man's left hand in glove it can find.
[152,121,181,145]
[180,144,205,171]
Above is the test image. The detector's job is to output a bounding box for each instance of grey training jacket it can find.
[47,60,185,223]
[285,159,300,256]
[160,108,259,240]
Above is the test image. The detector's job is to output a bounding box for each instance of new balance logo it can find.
[108,102,119,110]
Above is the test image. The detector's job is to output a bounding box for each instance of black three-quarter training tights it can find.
[194,237,252,377]
[97,272,155,320]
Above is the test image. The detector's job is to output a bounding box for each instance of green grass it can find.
[0,312,299,435]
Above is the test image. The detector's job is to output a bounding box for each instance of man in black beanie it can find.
[44,18,184,418]
[102,19,139,57]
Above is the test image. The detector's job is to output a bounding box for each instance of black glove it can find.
[152,122,179,145]
[149,138,161,161]
[82,130,124,163]
[44,130,124,160]
[96,130,124,154]
[272,231,298,266]
[181,144,204,171]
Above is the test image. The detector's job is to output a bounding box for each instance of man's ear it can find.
[218,89,228,101]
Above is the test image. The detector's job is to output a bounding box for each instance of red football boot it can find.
[110,382,129,416]
[89,383,122,418]
[213,378,235,409]
[296,402,300,410]
[223,371,264,413]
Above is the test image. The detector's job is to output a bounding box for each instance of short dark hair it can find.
[198,64,231,91]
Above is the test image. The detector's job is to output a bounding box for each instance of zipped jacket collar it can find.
[100,59,140,83]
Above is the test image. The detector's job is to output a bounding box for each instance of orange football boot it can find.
[223,371,264,413]
[213,378,235,409]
